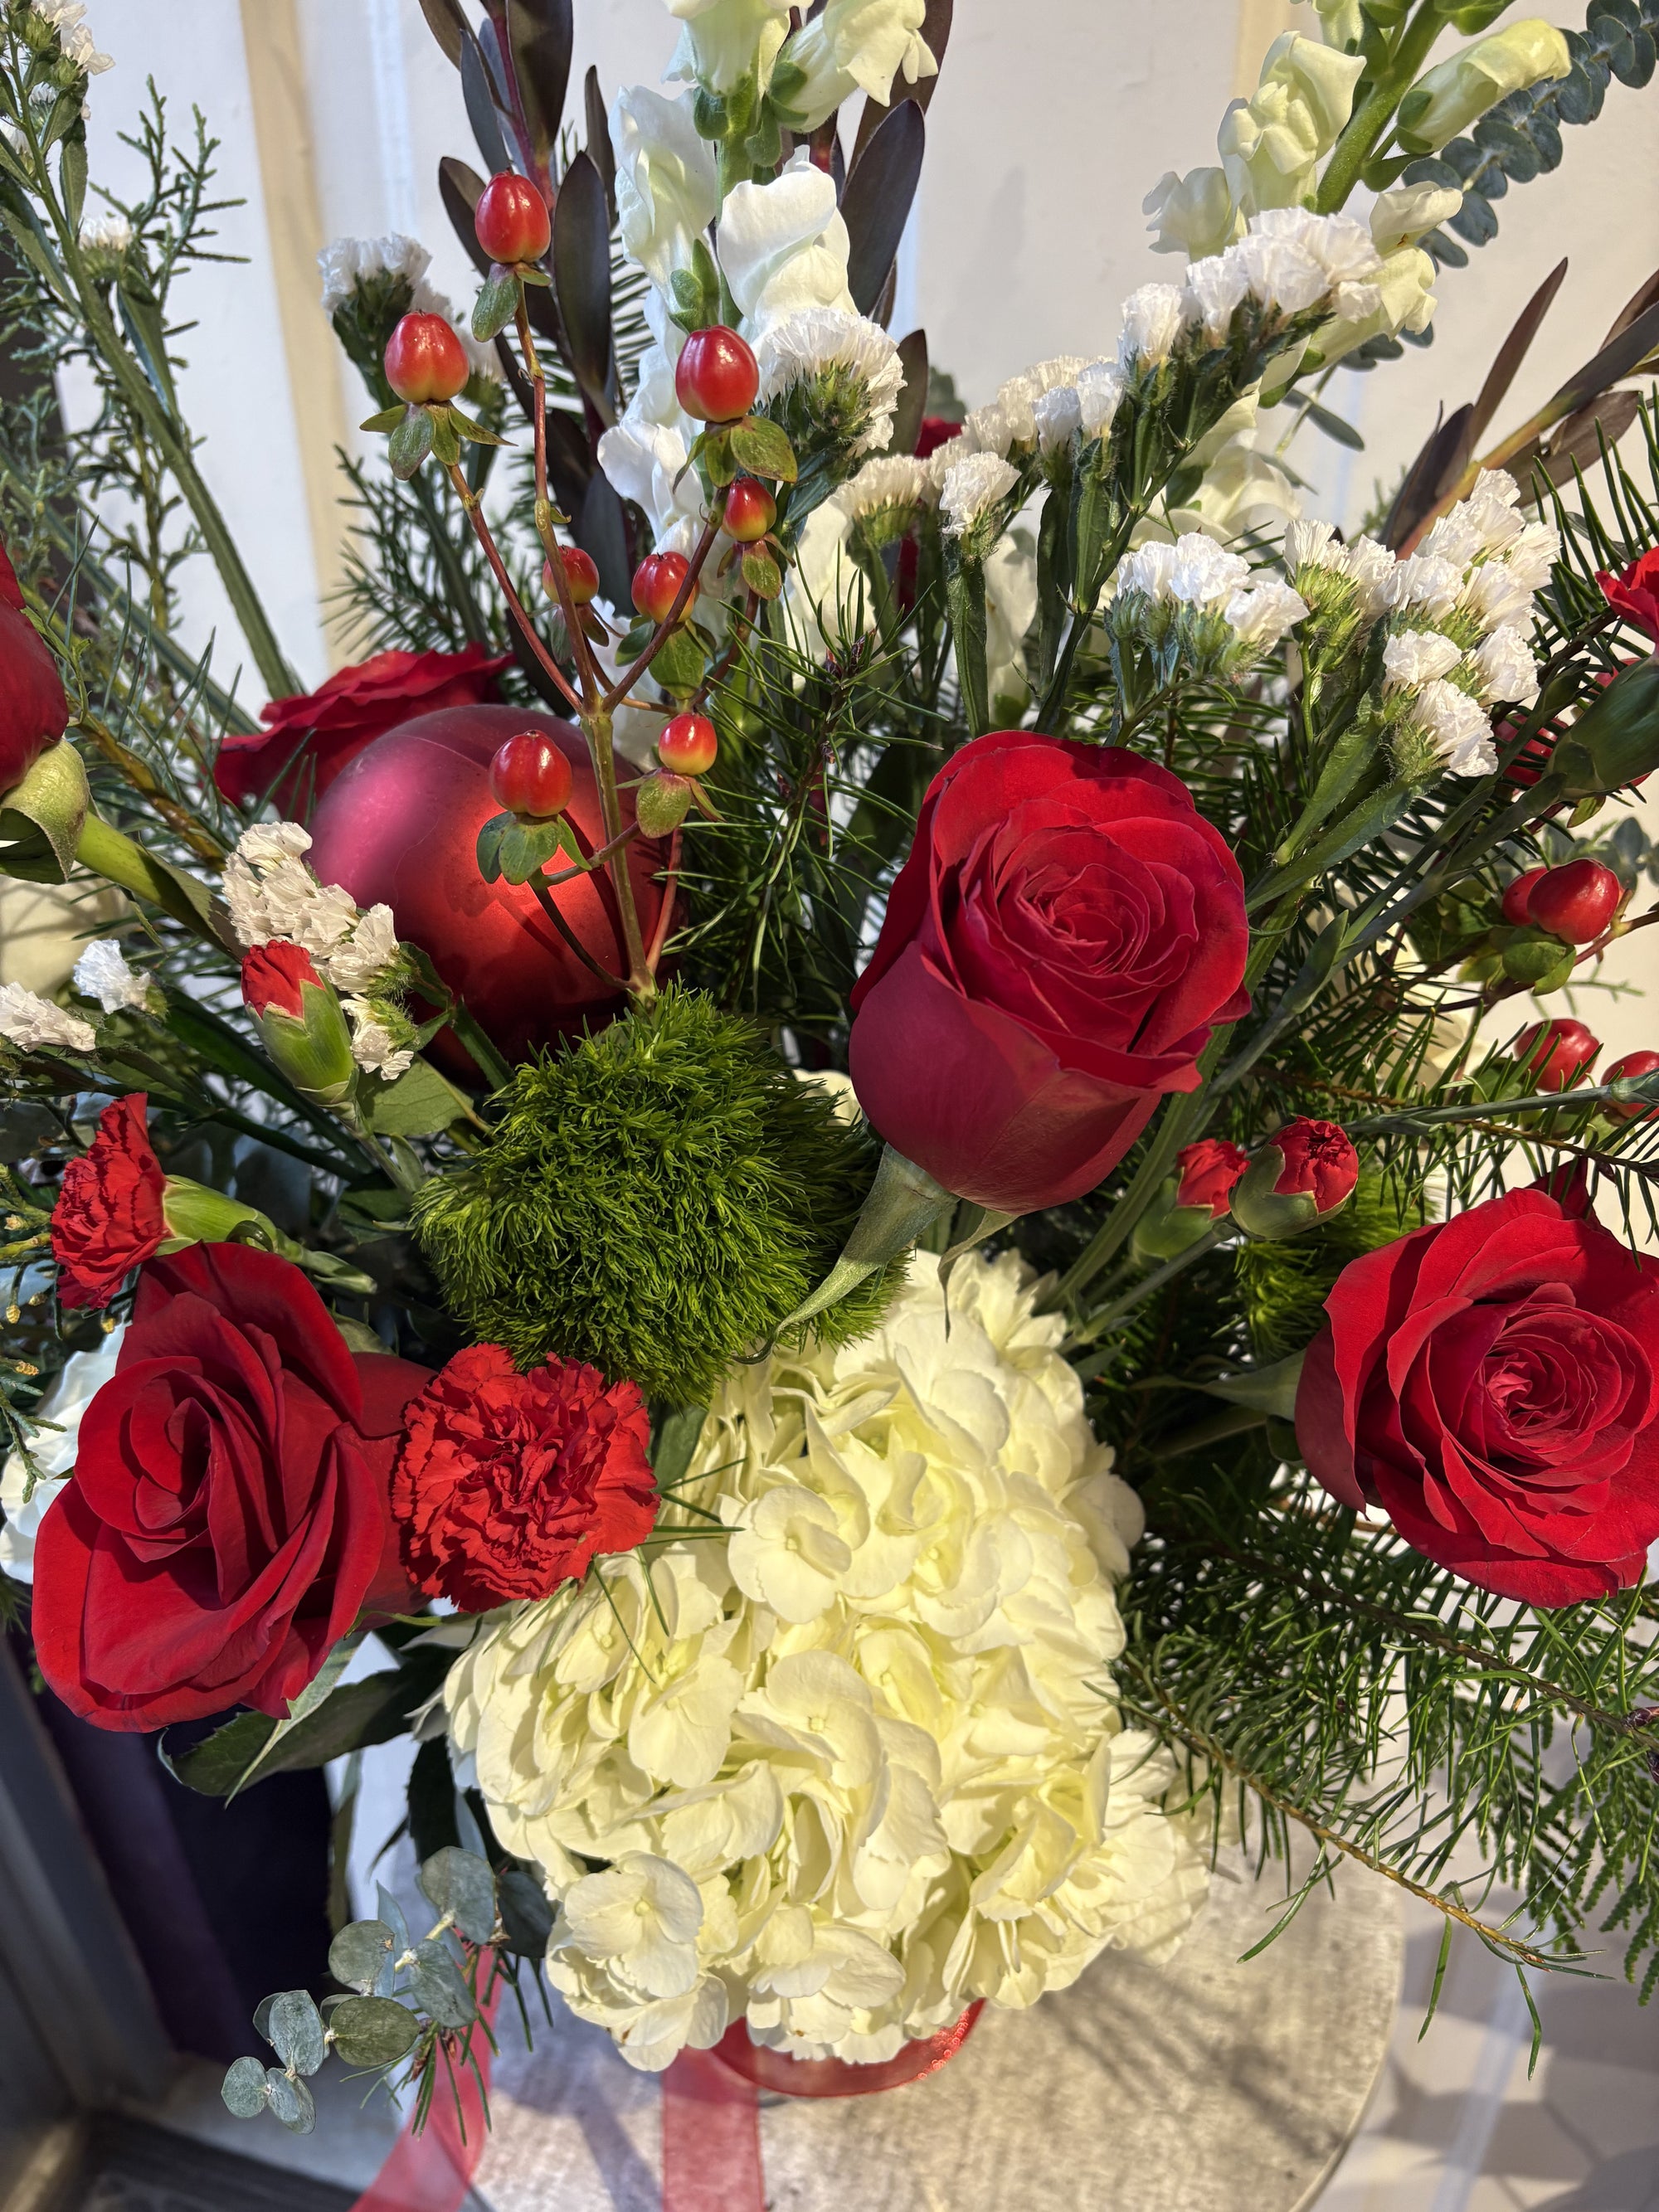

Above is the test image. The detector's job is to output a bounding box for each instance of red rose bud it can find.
[1501,866,1546,927]
[1175,1138,1250,1218]
[474,170,551,265]
[1514,1017,1599,1091]
[658,711,718,777]
[543,545,600,607]
[1603,1048,1659,1121]
[489,729,575,819]
[674,323,759,424]
[0,542,69,795]
[722,478,776,543]
[1526,857,1622,945]
[1231,1118,1358,1240]
[1597,546,1659,646]
[632,550,691,625]
[383,312,469,404]
[241,942,357,1106]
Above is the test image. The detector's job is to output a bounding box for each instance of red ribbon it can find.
[348,1991,499,2212]
[662,2048,766,2212]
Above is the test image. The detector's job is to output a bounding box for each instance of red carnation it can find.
[1597,547,1659,645]
[1175,1139,1249,1218]
[241,939,320,1019]
[33,1243,430,1728]
[392,1344,659,1610]
[1232,1116,1359,1239]
[1296,1187,1659,1607]
[0,541,69,795]
[214,644,512,810]
[51,1094,166,1309]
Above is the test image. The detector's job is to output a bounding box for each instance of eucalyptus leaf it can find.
[496,1863,557,1957]
[377,1885,412,1958]
[329,1995,422,2068]
[329,1918,396,1996]
[267,1991,327,2077]
[419,1845,499,1944]
[220,2055,269,2117]
[264,2070,316,2135]
[410,1940,476,2029]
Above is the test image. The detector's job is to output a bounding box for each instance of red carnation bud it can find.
[1231,1117,1358,1240]
[658,712,718,777]
[543,544,600,608]
[51,1094,166,1309]
[1525,857,1623,945]
[632,550,691,625]
[674,323,759,424]
[241,940,321,1021]
[474,171,551,265]
[1514,1017,1599,1092]
[241,942,357,1106]
[1500,865,1546,927]
[1603,1048,1659,1121]
[489,729,574,819]
[722,478,776,544]
[1175,1138,1250,1218]
[384,312,469,405]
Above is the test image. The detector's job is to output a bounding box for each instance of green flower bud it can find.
[240,941,358,1108]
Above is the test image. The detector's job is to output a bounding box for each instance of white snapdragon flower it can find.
[753,307,903,455]
[985,533,1039,708]
[71,939,149,1014]
[1076,361,1125,437]
[1414,678,1497,777]
[1382,629,1462,688]
[0,1332,124,1583]
[937,450,1019,540]
[0,983,95,1054]
[1398,19,1571,154]
[611,85,719,294]
[1292,0,1365,49]
[597,412,702,552]
[1218,33,1365,214]
[324,903,399,994]
[1469,623,1540,707]
[780,0,939,133]
[1370,180,1463,254]
[32,0,110,74]
[663,0,791,92]
[1143,166,1242,260]
[717,154,854,342]
[1117,282,1189,370]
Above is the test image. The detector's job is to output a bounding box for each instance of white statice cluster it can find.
[316,234,499,382]
[446,1251,1212,2074]
[29,0,111,76]
[1114,532,1309,658]
[221,824,412,1077]
[71,938,151,1015]
[1287,470,1554,777]
[0,1330,123,1582]
[0,980,95,1055]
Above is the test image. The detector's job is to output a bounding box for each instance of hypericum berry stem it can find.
[527,868,629,994]
[646,825,683,977]
[582,707,654,999]
[514,297,605,712]
[443,462,584,717]
[603,516,722,713]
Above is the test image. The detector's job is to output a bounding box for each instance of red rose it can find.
[33,1243,430,1728]
[391,1344,658,1610]
[213,644,511,810]
[51,1094,166,1309]
[241,939,320,1019]
[913,416,961,461]
[848,735,1249,1214]
[0,542,69,795]
[1175,1139,1249,1218]
[1295,1187,1659,1607]
[1597,548,1659,644]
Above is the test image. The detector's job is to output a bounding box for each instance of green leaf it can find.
[0,740,89,886]
[58,135,85,231]
[648,624,708,696]
[449,405,508,446]
[361,404,407,434]
[160,1651,457,1796]
[419,1845,498,1944]
[740,546,783,599]
[497,814,577,885]
[333,1314,387,1354]
[264,2070,316,2135]
[470,268,519,343]
[158,1710,275,1795]
[267,1991,327,2077]
[329,1919,396,1995]
[728,416,797,483]
[365,1057,472,1138]
[475,809,510,884]
[409,1940,475,2028]
[389,406,436,479]
[429,410,463,468]
[115,274,180,419]
[221,2056,270,2118]
[328,1995,421,2068]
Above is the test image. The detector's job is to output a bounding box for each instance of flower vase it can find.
[711,2005,985,2099]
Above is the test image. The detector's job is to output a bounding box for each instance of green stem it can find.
[1066,1221,1234,1353]
[582,708,652,995]
[1315,0,1446,213]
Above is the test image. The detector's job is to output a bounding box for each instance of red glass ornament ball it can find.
[490,729,575,819]
[659,712,718,777]
[633,551,691,624]
[674,324,759,424]
[1604,1048,1659,1121]
[1526,858,1622,945]
[308,706,671,1076]
[1514,1017,1600,1091]
[383,313,469,405]
[1500,866,1546,927]
[544,545,601,607]
[474,171,551,265]
[722,478,776,543]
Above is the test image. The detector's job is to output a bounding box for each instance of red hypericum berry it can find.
[633,551,691,625]
[722,478,776,544]
[1526,858,1623,945]
[659,712,718,777]
[384,313,470,405]
[1501,866,1546,927]
[544,546,601,608]
[1514,1018,1600,1092]
[674,325,759,424]
[489,729,574,819]
[1604,1049,1659,1121]
[474,171,551,266]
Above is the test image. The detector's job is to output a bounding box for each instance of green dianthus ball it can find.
[413,989,896,1404]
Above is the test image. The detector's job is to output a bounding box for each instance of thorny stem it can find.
[443,462,584,717]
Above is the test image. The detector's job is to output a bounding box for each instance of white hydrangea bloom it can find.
[753,308,903,456]
[71,939,149,1014]
[324,903,399,994]
[0,983,95,1053]
[718,155,854,343]
[1469,622,1540,707]
[1117,282,1189,369]
[447,1252,1209,2073]
[0,1332,124,1583]
[1415,678,1497,777]
[343,998,414,1081]
[1076,362,1126,437]
[938,450,1019,540]
[1382,629,1462,688]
